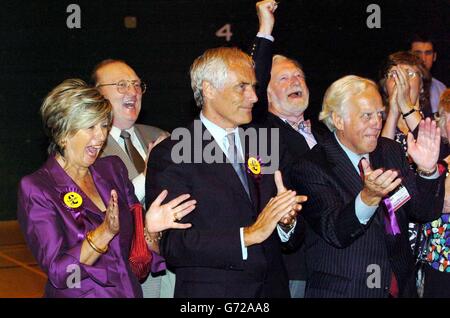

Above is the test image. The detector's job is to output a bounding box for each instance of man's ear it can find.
[267,84,273,105]
[433,52,437,63]
[332,111,345,131]
[202,81,216,101]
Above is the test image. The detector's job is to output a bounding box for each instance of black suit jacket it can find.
[146,120,291,298]
[250,36,329,149]
[251,36,329,280]
[290,135,444,298]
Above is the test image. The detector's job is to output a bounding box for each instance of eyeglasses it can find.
[97,80,147,95]
[386,70,420,79]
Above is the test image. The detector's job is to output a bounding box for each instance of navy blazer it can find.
[146,121,291,298]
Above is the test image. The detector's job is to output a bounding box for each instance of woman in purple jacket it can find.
[17,79,195,297]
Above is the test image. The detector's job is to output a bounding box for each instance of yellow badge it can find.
[63,192,83,209]
[247,157,261,175]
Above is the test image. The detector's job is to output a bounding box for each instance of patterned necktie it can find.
[286,119,312,134]
[226,132,250,198]
[120,130,145,174]
[298,119,312,134]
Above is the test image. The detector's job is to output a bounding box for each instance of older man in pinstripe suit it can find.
[291,75,445,297]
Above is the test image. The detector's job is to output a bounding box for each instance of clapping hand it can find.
[275,171,307,227]
[407,118,440,172]
[360,159,402,206]
[104,189,120,236]
[145,190,196,233]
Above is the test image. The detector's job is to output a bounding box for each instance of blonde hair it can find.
[437,89,450,137]
[190,47,254,108]
[320,75,378,132]
[40,79,112,155]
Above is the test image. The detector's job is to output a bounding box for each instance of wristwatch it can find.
[401,108,416,119]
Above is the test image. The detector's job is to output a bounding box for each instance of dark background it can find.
[1,0,449,220]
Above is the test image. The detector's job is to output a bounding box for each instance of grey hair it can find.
[319,75,378,132]
[190,47,254,108]
[272,54,304,73]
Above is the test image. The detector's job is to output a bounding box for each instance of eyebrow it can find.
[236,81,257,87]
[413,49,433,53]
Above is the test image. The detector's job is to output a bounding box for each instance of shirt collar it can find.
[334,132,368,172]
[200,112,238,148]
[110,125,136,142]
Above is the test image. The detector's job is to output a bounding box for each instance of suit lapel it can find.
[134,125,148,150]
[238,128,258,205]
[101,135,139,179]
[89,164,112,212]
[198,122,254,209]
[323,136,364,197]
[369,143,387,228]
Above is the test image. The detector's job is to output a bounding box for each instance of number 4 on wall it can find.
[216,24,233,42]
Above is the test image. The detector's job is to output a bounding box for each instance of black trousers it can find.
[423,263,450,298]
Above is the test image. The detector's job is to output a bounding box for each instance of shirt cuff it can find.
[277,221,296,241]
[355,192,378,225]
[240,227,248,260]
[132,173,145,203]
[256,32,274,42]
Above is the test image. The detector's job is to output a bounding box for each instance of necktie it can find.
[298,119,312,134]
[358,158,365,182]
[120,130,145,174]
[226,132,250,197]
[286,119,317,149]
[286,119,312,134]
[390,273,399,298]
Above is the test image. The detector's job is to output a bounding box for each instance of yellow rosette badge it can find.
[63,192,83,209]
[247,157,261,175]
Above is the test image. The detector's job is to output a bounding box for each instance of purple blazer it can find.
[17,155,164,298]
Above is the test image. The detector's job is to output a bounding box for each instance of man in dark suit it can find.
[250,0,329,298]
[291,75,444,297]
[146,47,307,298]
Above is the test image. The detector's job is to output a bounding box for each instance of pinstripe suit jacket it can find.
[290,135,444,298]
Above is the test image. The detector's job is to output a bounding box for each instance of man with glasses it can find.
[92,59,170,298]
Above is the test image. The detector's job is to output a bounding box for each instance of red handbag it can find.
[129,203,152,282]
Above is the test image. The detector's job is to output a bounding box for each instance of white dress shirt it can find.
[109,125,146,203]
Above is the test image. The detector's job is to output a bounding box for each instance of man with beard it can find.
[251,0,329,297]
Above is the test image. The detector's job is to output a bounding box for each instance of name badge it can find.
[383,185,411,212]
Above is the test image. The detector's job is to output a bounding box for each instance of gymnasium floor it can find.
[0,221,46,297]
